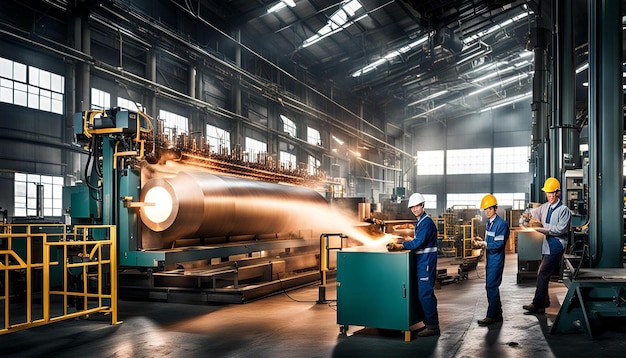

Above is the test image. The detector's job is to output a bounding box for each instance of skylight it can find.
[267,0,296,14]
[351,34,429,77]
[302,0,364,48]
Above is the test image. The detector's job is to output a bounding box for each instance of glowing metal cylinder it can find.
[139,171,327,249]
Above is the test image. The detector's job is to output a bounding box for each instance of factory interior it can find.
[1,0,626,356]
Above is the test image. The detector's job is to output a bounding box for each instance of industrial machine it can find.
[66,107,353,303]
[516,229,545,283]
[541,164,626,338]
[336,247,420,342]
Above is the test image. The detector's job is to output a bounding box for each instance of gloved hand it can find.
[519,211,531,227]
[472,239,487,249]
[386,242,404,251]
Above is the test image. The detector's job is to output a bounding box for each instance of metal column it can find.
[530,26,551,202]
[552,0,580,175]
[588,0,623,268]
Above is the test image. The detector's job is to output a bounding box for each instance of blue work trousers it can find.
[485,260,504,318]
[417,274,439,327]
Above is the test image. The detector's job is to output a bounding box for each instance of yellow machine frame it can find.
[0,224,120,335]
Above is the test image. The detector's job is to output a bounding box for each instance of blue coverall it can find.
[483,214,510,319]
[402,212,440,328]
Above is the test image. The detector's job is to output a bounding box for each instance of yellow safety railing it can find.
[0,224,120,335]
[318,233,347,304]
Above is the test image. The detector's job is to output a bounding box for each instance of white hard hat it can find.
[408,193,425,208]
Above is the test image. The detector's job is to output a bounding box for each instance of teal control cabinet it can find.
[337,248,420,341]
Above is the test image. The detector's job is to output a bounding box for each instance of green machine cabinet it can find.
[336,247,420,341]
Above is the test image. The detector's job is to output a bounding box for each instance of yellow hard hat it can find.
[541,177,561,192]
[480,194,498,210]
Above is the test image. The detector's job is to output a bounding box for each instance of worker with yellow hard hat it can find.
[522,177,571,314]
[474,194,510,326]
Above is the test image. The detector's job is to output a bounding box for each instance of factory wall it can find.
[411,102,532,215]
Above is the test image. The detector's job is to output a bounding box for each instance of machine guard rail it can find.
[0,224,120,335]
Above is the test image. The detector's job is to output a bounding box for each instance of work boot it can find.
[417,326,440,337]
[522,303,545,314]
[477,317,502,326]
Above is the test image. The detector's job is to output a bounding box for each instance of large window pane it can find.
[307,127,321,146]
[446,193,483,209]
[0,57,64,114]
[91,88,110,109]
[118,97,142,112]
[447,148,491,174]
[280,151,297,170]
[29,67,39,87]
[281,115,297,137]
[206,124,230,154]
[1,78,13,103]
[494,146,529,173]
[159,109,189,140]
[423,194,437,210]
[0,58,12,78]
[308,155,320,175]
[493,192,526,209]
[51,73,64,93]
[14,62,27,82]
[28,85,39,109]
[417,150,444,175]
[14,172,64,217]
[245,137,267,163]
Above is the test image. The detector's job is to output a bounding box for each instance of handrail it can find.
[0,224,120,335]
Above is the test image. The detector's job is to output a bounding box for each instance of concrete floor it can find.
[2,252,626,358]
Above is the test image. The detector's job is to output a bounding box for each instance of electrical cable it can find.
[276,273,337,304]
[276,273,318,303]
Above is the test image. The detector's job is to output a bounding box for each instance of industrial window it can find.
[159,109,188,142]
[0,56,64,114]
[117,97,143,113]
[280,151,297,170]
[14,172,63,217]
[308,155,320,175]
[206,124,230,154]
[494,146,529,173]
[422,194,437,210]
[416,150,444,175]
[493,192,526,209]
[91,88,110,109]
[245,137,267,163]
[447,148,491,174]
[280,115,297,137]
[446,193,483,209]
[307,127,321,146]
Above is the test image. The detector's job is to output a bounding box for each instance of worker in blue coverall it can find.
[521,177,571,314]
[387,193,440,337]
[473,194,510,326]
